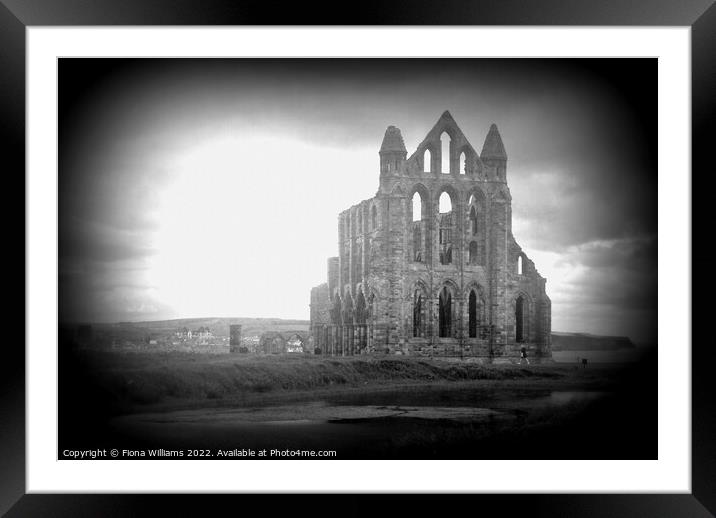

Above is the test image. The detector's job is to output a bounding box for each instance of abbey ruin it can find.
[309,111,551,361]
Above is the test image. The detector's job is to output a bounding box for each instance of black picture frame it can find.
[4,1,711,515]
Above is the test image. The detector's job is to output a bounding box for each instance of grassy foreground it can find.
[68,351,575,408]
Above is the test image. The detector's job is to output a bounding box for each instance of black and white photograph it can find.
[57,57,658,461]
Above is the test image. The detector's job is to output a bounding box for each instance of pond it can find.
[109,388,609,459]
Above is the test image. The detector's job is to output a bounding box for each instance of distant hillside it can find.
[76,319,635,351]
[99,317,310,338]
[551,332,635,351]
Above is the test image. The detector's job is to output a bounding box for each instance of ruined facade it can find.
[310,111,551,361]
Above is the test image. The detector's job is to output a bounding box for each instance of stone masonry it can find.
[310,111,551,361]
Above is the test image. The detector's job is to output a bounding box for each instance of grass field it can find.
[65,350,628,412]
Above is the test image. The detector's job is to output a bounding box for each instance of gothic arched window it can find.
[516,295,525,343]
[468,290,478,338]
[412,192,422,222]
[439,191,452,214]
[440,132,451,174]
[469,205,478,235]
[439,287,452,338]
[413,225,422,262]
[413,291,423,338]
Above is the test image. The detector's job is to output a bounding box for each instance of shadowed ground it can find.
[59,345,656,460]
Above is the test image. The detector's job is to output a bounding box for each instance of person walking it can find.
[519,347,530,365]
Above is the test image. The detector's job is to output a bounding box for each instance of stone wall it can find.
[310,111,551,361]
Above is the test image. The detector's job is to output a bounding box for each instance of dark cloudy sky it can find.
[59,59,656,343]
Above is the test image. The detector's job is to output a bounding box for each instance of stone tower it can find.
[310,111,551,361]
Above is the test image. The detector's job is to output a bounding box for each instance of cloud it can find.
[59,218,157,265]
[58,58,656,341]
[511,160,656,251]
[558,238,657,312]
[531,237,657,342]
[59,269,173,323]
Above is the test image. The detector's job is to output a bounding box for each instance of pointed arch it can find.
[412,282,429,338]
[438,191,452,213]
[467,285,486,338]
[436,187,457,265]
[437,185,459,215]
[407,184,430,263]
[438,285,453,338]
[408,184,430,219]
[423,148,432,173]
[456,145,478,175]
[411,192,422,222]
[466,187,486,205]
[440,132,451,174]
[408,111,487,179]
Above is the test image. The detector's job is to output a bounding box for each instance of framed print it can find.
[5,0,712,515]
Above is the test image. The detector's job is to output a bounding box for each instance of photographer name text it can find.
[61,448,337,459]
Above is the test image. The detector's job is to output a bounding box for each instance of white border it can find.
[27,27,691,493]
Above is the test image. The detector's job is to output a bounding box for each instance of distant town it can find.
[61,317,639,358]
[63,317,310,355]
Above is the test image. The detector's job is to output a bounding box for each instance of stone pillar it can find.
[385,190,407,351]
[229,325,242,353]
[489,199,508,358]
